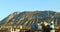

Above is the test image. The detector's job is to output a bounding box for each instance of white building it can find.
[50,20,55,32]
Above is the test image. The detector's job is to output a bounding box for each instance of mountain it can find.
[0,11,60,26]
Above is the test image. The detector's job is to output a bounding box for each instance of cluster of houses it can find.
[0,20,56,32]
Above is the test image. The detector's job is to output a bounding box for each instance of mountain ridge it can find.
[0,11,60,26]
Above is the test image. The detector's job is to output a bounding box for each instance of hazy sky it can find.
[0,0,60,20]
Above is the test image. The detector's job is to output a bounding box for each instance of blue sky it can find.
[0,0,60,20]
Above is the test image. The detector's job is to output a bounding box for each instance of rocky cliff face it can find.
[0,11,60,26]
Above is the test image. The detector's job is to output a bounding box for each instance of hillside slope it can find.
[0,11,60,26]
